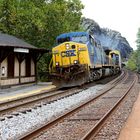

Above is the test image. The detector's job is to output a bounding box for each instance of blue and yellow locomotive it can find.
[49,32,121,87]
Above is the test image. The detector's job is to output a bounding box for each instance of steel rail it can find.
[0,71,124,115]
[0,87,82,115]
[136,72,140,83]
[81,74,137,140]
[19,71,127,140]
[109,70,125,85]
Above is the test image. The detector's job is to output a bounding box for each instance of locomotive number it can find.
[61,50,76,57]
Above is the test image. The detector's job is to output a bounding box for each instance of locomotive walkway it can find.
[0,82,56,103]
[119,90,140,140]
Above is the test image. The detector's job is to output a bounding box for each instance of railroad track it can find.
[17,70,130,140]
[0,87,84,117]
[136,72,140,83]
[0,71,122,118]
[81,72,137,140]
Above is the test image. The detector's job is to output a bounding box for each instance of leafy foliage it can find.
[127,28,140,72]
[126,51,137,71]
[136,28,140,50]
[0,0,84,81]
[135,28,140,72]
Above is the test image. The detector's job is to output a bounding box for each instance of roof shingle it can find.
[0,33,37,49]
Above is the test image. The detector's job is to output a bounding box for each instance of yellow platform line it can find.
[0,85,56,103]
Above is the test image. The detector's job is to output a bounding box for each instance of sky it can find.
[81,0,140,50]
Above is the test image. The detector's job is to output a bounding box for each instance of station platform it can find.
[0,82,56,103]
[119,91,140,140]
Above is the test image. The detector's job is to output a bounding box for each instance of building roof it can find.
[0,33,49,52]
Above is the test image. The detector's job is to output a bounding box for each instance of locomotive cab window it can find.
[89,35,94,55]
[115,55,119,65]
[89,35,95,46]
[57,37,70,44]
[71,35,88,44]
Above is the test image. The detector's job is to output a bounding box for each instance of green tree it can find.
[135,28,140,72]
[0,0,84,47]
[126,51,137,71]
[0,0,84,81]
[127,28,140,72]
[136,28,140,50]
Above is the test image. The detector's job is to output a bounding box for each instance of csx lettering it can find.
[61,50,76,57]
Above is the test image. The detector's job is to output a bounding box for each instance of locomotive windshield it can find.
[57,35,88,44]
[71,35,88,44]
[57,37,70,44]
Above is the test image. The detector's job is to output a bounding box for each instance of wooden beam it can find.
[0,48,13,63]
[15,53,26,84]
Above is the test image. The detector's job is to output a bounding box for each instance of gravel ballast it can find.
[94,85,140,140]
[0,85,105,140]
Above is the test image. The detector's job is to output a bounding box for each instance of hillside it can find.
[81,18,133,58]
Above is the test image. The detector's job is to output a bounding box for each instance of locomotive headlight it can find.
[65,43,70,49]
[56,62,59,66]
[74,60,78,64]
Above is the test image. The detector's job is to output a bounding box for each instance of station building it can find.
[0,33,48,88]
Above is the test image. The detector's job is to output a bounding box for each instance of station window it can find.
[8,53,14,78]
